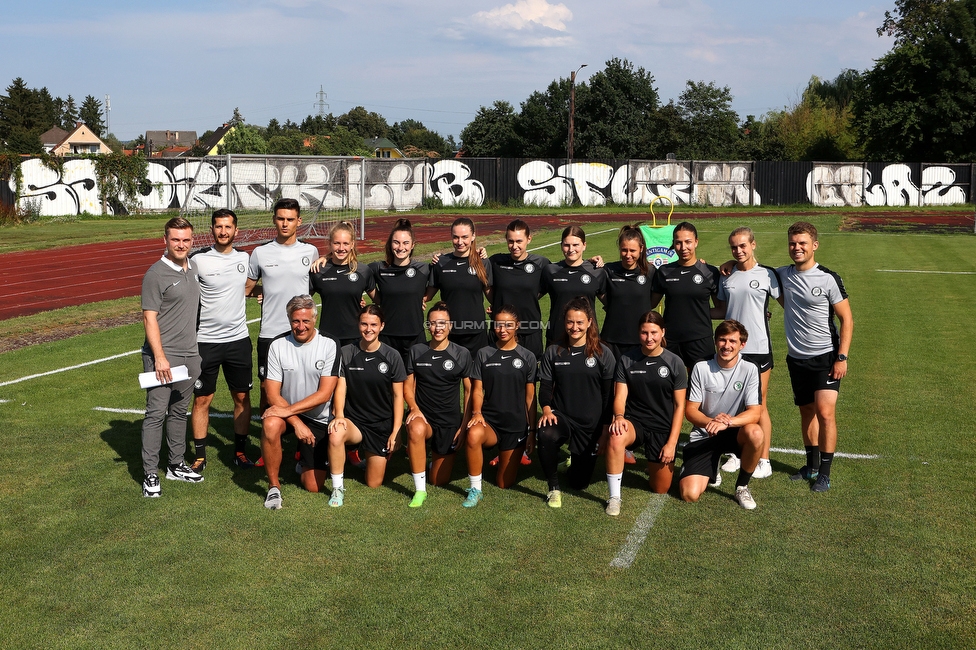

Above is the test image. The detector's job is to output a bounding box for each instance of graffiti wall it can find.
[8,156,972,216]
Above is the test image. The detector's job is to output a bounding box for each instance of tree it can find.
[0,78,45,153]
[218,124,268,154]
[229,107,245,126]
[514,79,571,158]
[675,81,741,160]
[388,119,451,157]
[337,106,389,139]
[300,114,338,135]
[854,0,976,161]
[79,95,105,136]
[574,58,661,159]
[459,101,520,156]
[738,113,787,161]
[102,133,124,153]
[61,95,79,130]
[768,74,862,161]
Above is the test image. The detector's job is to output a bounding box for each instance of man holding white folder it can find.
[140,217,204,497]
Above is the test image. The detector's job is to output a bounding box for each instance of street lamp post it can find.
[568,64,587,160]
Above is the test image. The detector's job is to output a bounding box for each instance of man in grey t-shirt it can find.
[140,217,204,497]
[679,320,764,510]
[261,295,342,510]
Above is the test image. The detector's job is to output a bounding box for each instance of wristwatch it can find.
[837,353,848,362]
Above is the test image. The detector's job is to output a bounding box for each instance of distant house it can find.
[145,129,198,157]
[197,123,236,156]
[39,126,68,153]
[365,137,404,158]
[48,123,112,155]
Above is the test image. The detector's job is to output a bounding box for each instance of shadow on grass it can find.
[100,419,144,485]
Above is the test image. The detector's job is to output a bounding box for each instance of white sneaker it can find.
[721,454,740,472]
[709,471,722,487]
[734,485,757,510]
[264,486,282,510]
[605,496,621,516]
[753,459,772,479]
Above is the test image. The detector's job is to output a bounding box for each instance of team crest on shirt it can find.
[443,359,455,371]
[315,360,326,370]
[749,280,760,289]
[693,274,703,284]
[378,362,389,374]
[194,379,203,389]
[524,263,535,274]
[580,274,591,284]
[406,267,416,278]
[734,381,743,391]
[658,366,670,378]
[812,287,824,296]
[348,272,359,282]
[237,263,245,273]
[585,357,596,368]
[512,358,524,369]
[637,275,647,285]
[302,257,310,266]
[467,266,477,276]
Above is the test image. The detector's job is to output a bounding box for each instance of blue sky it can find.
[1,0,894,141]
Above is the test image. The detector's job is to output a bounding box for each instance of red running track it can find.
[0,213,644,321]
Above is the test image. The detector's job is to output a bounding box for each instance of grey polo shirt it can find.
[141,255,200,357]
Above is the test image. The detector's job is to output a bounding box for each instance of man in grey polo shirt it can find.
[779,221,853,493]
[679,320,764,510]
[188,208,255,473]
[140,217,204,497]
[261,295,342,510]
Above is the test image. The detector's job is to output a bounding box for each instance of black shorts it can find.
[666,337,714,369]
[786,352,840,406]
[430,423,461,456]
[356,419,398,456]
[257,332,289,381]
[449,329,489,357]
[742,352,774,373]
[680,428,741,478]
[604,342,641,362]
[380,333,426,363]
[287,416,329,472]
[629,420,670,463]
[195,337,254,396]
[484,416,528,451]
[540,416,601,456]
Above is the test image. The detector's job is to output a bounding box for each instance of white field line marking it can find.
[768,446,879,460]
[0,316,264,388]
[528,227,617,251]
[0,399,9,403]
[610,493,667,569]
[876,269,976,275]
[92,407,262,421]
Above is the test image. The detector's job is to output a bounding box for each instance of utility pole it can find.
[567,64,586,160]
[104,94,111,135]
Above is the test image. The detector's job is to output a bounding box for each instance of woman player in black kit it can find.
[600,224,655,359]
[462,306,536,507]
[368,219,430,362]
[535,297,616,508]
[308,221,375,348]
[327,305,406,507]
[604,311,688,516]
[404,302,473,508]
[425,217,492,356]
[541,225,607,347]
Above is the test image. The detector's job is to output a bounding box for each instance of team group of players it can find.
[139,198,853,514]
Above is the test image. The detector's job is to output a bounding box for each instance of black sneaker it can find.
[143,473,161,497]
[189,457,207,473]
[811,473,831,493]
[166,462,204,483]
[789,466,819,481]
[233,452,255,469]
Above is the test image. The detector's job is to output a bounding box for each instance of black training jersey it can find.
[541,261,607,338]
[340,342,407,428]
[429,254,493,332]
[539,343,616,431]
[406,341,473,431]
[601,262,656,345]
[649,260,719,342]
[471,344,537,433]
[369,260,429,337]
[309,262,375,339]
[489,252,550,332]
[615,348,688,433]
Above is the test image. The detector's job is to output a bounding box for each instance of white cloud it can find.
[473,0,572,31]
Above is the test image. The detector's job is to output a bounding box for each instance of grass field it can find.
[1,214,975,648]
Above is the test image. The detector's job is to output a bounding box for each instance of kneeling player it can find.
[261,295,341,510]
[404,302,473,507]
[679,320,763,510]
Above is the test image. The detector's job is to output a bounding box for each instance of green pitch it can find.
[1,215,974,648]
